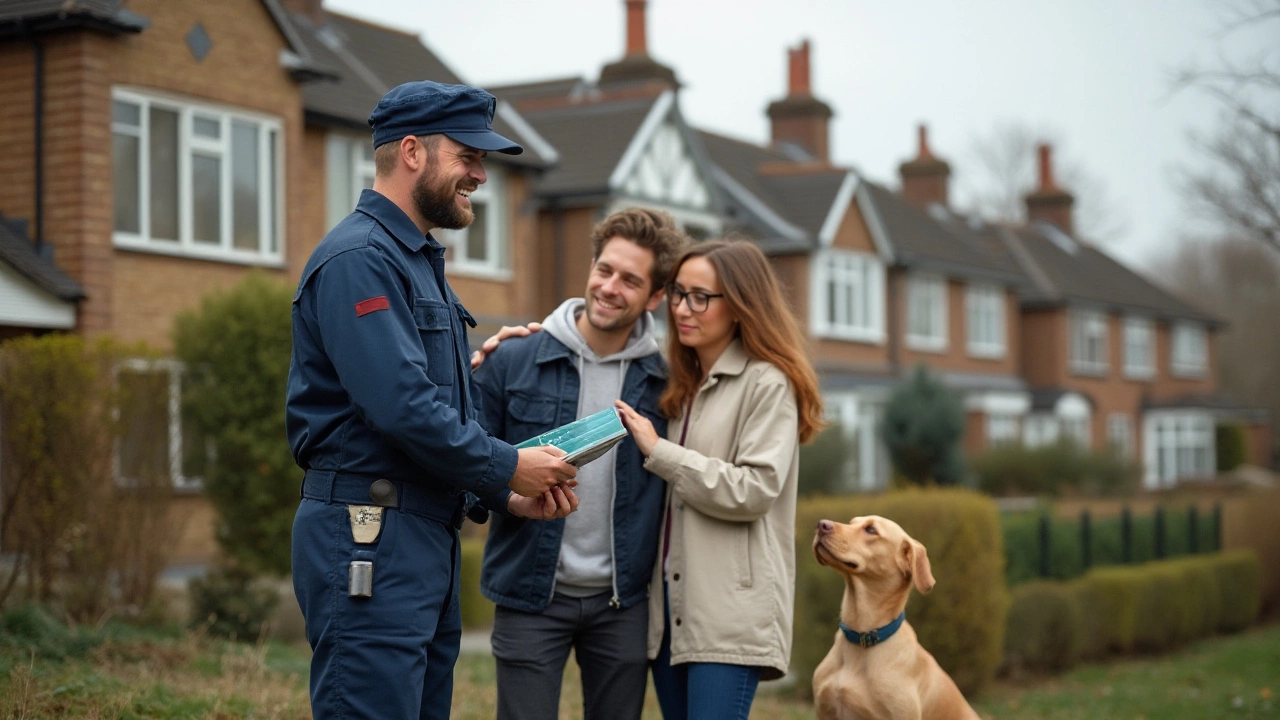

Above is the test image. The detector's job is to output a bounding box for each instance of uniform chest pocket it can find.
[507,393,558,444]
[413,299,455,387]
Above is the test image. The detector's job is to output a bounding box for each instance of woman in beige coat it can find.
[616,239,824,720]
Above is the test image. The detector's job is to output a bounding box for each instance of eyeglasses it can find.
[666,285,724,313]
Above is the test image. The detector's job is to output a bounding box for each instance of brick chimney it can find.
[1024,143,1075,234]
[280,0,325,26]
[599,0,679,89]
[766,40,834,162]
[898,124,951,210]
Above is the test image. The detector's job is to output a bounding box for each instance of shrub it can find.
[1216,424,1247,472]
[172,271,296,575]
[1074,567,1141,656]
[459,538,494,629]
[798,421,853,496]
[187,562,280,640]
[1213,549,1262,631]
[973,441,1139,497]
[880,365,966,486]
[794,488,1007,697]
[0,335,177,619]
[1002,581,1084,675]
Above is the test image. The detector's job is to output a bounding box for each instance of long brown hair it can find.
[659,240,826,443]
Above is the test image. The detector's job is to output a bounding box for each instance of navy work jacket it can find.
[286,189,517,500]
[474,331,668,612]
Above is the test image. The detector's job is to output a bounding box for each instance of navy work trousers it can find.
[292,497,462,719]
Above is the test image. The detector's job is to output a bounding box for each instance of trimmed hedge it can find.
[794,489,1008,697]
[1003,581,1083,675]
[1003,550,1262,674]
[459,538,494,629]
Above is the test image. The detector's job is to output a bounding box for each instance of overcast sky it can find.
[322,0,1277,267]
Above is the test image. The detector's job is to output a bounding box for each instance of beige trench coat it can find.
[643,340,799,680]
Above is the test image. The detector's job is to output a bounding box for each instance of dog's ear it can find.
[899,538,936,594]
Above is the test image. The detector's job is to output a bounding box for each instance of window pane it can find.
[361,142,375,163]
[180,399,212,482]
[193,115,220,139]
[113,133,140,233]
[149,107,180,241]
[117,369,171,484]
[192,153,221,245]
[268,129,278,253]
[466,204,488,262]
[231,121,260,251]
[113,100,140,127]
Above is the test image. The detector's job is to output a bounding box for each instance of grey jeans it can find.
[491,591,649,720]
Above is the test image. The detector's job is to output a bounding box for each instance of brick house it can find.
[0,0,1269,564]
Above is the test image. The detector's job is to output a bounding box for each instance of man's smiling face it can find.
[413,135,487,231]
[582,236,663,335]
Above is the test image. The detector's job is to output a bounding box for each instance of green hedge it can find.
[794,489,1008,697]
[1003,550,1262,674]
[1003,508,1219,586]
[459,538,494,629]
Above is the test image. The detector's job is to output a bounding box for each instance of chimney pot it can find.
[917,124,933,160]
[626,0,648,56]
[787,40,811,96]
[1038,143,1056,190]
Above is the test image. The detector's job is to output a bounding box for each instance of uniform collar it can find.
[354,189,443,254]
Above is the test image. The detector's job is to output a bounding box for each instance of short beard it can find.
[413,159,472,231]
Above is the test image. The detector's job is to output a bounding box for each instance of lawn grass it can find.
[1,604,1274,719]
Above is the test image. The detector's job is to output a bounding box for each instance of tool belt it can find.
[302,469,467,529]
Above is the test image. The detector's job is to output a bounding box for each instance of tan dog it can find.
[811,515,979,720]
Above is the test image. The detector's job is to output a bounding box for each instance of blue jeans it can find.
[292,498,461,720]
[650,584,761,720]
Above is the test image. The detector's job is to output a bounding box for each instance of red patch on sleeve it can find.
[355,296,390,317]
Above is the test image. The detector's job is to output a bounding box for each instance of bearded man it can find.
[286,81,580,720]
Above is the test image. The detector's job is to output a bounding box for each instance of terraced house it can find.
[0,0,1270,563]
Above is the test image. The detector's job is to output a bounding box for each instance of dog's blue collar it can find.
[839,612,906,648]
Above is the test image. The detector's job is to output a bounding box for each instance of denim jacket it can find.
[474,331,668,612]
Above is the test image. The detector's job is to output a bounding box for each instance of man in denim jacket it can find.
[473,208,687,720]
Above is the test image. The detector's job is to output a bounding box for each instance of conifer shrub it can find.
[794,488,1007,696]
[879,365,966,486]
[1215,423,1247,472]
[172,271,296,575]
[1002,580,1084,675]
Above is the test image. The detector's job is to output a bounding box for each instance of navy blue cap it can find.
[368,80,523,155]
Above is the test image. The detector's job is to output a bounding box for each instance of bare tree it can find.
[1150,236,1280,465]
[1175,0,1280,254]
[957,121,1129,245]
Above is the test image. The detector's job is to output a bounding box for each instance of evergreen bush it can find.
[973,440,1139,497]
[187,562,280,640]
[172,272,296,575]
[1003,581,1084,675]
[1213,549,1263,632]
[879,365,966,486]
[798,421,852,496]
[1216,423,1247,472]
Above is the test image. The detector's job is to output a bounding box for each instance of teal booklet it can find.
[514,407,629,467]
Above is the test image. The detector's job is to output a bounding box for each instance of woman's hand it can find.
[614,400,659,457]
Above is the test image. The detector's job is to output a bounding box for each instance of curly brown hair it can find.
[589,208,689,293]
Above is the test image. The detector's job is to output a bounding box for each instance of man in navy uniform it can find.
[287,80,579,720]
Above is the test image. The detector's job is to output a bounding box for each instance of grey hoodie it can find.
[542,298,660,597]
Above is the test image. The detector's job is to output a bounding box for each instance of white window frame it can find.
[966,283,1006,358]
[1143,411,1215,488]
[1022,413,1059,448]
[113,359,203,491]
[905,273,947,352]
[810,249,885,343]
[1171,322,1208,378]
[1106,413,1134,459]
[325,133,377,231]
[435,166,511,280]
[111,87,284,266]
[1122,316,1155,380]
[986,414,1020,446]
[1069,308,1109,376]
[824,392,890,492]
